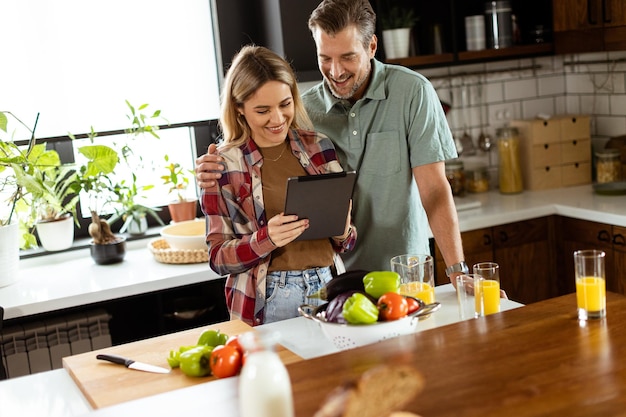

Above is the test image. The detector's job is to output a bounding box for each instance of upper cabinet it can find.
[374,0,554,69]
[552,0,626,53]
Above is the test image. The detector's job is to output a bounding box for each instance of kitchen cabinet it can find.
[434,216,558,304]
[556,217,626,296]
[552,0,626,53]
[376,0,554,69]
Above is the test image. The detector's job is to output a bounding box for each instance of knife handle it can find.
[97,354,135,367]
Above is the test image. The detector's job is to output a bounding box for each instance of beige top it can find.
[259,140,334,271]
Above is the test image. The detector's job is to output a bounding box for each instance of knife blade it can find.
[96,354,170,374]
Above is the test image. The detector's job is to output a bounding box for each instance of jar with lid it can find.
[445,159,465,196]
[466,166,490,193]
[497,127,523,194]
[595,149,622,183]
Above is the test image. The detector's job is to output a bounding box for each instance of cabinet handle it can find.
[598,229,611,243]
[603,0,612,23]
[499,231,508,243]
[544,144,549,150]
[483,234,492,246]
[614,234,625,247]
[572,140,577,146]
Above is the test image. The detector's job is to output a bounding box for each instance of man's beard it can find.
[325,63,371,100]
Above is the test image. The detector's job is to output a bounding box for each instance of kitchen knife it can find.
[96,354,170,374]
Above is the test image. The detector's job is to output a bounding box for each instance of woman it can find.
[201,45,357,326]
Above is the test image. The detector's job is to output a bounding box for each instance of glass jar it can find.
[466,166,490,193]
[445,159,466,196]
[595,149,622,183]
[497,127,523,194]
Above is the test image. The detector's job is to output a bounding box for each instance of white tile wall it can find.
[427,50,626,167]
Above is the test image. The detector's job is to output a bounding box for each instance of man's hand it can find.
[195,143,224,189]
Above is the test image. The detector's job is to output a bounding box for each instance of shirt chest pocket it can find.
[359,132,403,177]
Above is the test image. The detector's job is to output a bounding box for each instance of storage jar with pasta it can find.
[497,127,523,193]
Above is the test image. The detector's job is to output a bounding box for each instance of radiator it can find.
[0,309,112,379]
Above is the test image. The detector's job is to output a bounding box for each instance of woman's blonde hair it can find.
[219,45,313,148]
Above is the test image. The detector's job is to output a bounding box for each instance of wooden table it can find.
[288,292,626,417]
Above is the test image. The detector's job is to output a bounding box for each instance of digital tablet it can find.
[284,171,357,241]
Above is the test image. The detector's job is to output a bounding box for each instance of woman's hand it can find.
[268,213,309,247]
[333,199,353,240]
[195,143,224,189]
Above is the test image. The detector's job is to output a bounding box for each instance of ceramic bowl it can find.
[160,218,207,250]
[299,298,440,351]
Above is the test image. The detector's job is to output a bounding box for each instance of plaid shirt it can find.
[201,128,357,326]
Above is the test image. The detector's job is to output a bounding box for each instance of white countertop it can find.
[0,284,523,417]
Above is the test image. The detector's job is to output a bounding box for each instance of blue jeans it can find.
[264,267,333,324]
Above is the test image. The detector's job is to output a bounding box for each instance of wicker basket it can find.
[148,238,208,264]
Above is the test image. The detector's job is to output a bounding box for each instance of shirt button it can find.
[255,318,261,324]
[352,130,357,136]
[350,112,356,117]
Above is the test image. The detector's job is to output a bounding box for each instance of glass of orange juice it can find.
[390,254,435,305]
[574,250,606,320]
[473,262,500,316]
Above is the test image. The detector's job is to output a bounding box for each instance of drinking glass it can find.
[473,262,500,316]
[574,250,606,320]
[390,254,435,304]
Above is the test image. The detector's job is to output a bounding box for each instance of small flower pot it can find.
[90,237,127,265]
[168,199,198,223]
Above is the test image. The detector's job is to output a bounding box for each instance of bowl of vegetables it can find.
[299,270,441,350]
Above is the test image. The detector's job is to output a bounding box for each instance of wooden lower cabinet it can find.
[435,217,558,304]
[556,217,626,296]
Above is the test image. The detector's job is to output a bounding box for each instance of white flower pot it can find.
[36,215,75,251]
[0,222,20,287]
[382,28,411,59]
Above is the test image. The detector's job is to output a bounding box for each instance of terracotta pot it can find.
[168,199,198,223]
[90,237,127,265]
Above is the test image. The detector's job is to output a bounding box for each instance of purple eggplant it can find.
[324,290,360,323]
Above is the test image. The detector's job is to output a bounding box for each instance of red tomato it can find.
[405,296,420,314]
[226,335,244,355]
[377,292,409,321]
[210,345,243,378]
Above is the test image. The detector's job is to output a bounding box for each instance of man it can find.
[196,0,468,282]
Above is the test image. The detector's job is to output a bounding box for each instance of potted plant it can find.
[108,174,164,236]
[379,1,419,59]
[161,154,197,222]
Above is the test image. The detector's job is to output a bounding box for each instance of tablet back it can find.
[284,171,356,241]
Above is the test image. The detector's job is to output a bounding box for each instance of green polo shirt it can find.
[301,59,457,271]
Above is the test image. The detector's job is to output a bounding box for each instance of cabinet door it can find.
[492,217,557,304]
[433,227,493,286]
[553,0,598,31]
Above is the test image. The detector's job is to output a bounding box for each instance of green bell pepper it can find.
[197,329,229,347]
[342,292,379,324]
[179,345,214,377]
[363,271,401,299]
[167,345,196,368]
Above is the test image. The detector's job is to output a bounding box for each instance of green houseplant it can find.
[161,154,197,223]
[379,1,419,59]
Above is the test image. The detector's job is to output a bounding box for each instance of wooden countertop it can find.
[288,292,626,417]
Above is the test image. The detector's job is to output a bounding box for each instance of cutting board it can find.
[63,319,302,409]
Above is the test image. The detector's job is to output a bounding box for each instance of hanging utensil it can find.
[477,76,493,153]
[459,81,476,156]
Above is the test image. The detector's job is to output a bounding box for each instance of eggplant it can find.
[309,270,370,301]
[325,290,359,323]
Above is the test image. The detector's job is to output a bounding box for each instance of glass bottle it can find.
[497,127,523,194]
[445,159,466,196]
[595,149,622,183]
[466,165,490,193]
[238,331,294,417]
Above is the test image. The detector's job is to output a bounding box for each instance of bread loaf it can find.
[313,364,425,417]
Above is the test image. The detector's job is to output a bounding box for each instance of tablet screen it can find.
[284,171,356,241]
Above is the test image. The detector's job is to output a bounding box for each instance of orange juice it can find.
[475,279,500,316]
[576,276,606,315]
[399,281,435,304]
